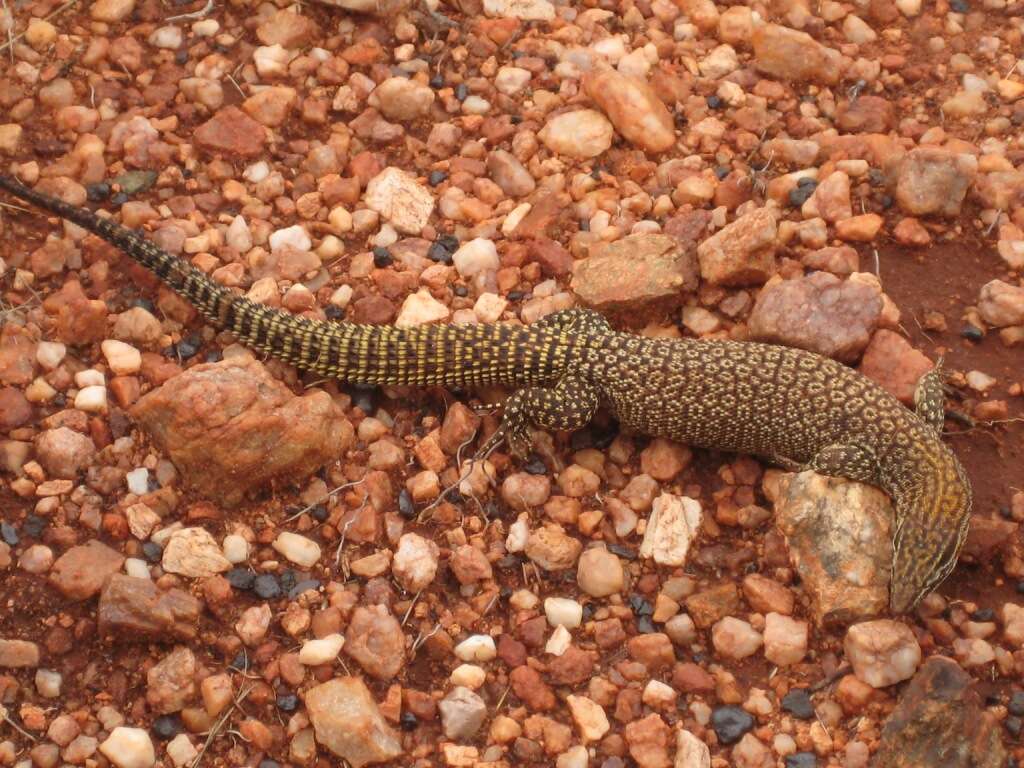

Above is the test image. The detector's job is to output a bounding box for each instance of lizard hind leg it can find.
[913,356,947,434]
[479,375,602,459]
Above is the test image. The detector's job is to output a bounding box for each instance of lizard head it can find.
[888,448,972,614]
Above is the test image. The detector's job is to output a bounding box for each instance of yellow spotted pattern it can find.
[0,174,973,614]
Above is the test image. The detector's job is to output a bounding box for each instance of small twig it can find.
[0,200,32,213]
[1,0,14,65]
[166,0,214,21]
[410,624,442,656]
[400,589,423,627]
[1,707,37,743]
[809,664,852,692]
[226,74,246,100]
[194,683,254,768]
[493,685,512,713]
[283,478,365,523]
[984,210,1003,237]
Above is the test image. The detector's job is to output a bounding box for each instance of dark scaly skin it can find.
[0,175,972,613]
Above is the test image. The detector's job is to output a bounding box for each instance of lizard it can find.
[0,174,972,614]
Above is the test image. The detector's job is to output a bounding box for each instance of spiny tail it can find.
[0,175,563,388]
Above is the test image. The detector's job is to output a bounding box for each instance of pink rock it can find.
[194,106,268,158]
[858,330,933,405]
[697,207,778,286]
[748,272,883,362]
[582,67,676,154]
[895,148,977,218]
[572,233,699,310]
[49,540,125,601]
[131,357,353,506]
[752,24,842,85]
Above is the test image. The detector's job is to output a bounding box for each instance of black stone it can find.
[789,181,817,207]
[429,73,444,89]
[253,574,281,599]
[706,95,723,109]
[372,246,393,267]
[0,522,18,546]
[510,115,522,124]
[152,715,183,739]
[455,83,468,101]
[715,166,730,180]
[399,489,416,519]
[524,456,547,475]
[23,515,45,538]
[784,753,817,768]
[453,285,468,298]
[229,651,249,671]
[781,688,815,719]
[259,760,280,768]
[277,693,298,711]
[950,0,968,10]
[880,194,894,209]
[1010,691,1024,717]
[279,570,298,592]
[227,568,255,590]
[310,504,329,522]
[637,616,656,634]
[972,607,995,622]
[111,192,129,206]
[174,336,200,360]
[175,50,188,65]
[142,541,163,563]
[204,349,223,364]
[629,595,653,615]
[961,325,984,341]
[711,706,754,745]
[427,243,452,264]
[400,711,419,731]
[428,170,448,187]
[507,290,525,302]
[86,182,111,201]
[132,298,156,313]
[607,543,636,560]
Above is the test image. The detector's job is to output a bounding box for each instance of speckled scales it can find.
[0,175,973,613]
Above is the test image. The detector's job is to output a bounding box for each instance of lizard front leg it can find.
[913,356,947,434]
[482,376,601,458]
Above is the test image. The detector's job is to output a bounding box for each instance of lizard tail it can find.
[0,175,562,388]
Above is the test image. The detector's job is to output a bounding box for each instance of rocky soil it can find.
[1,0,1024,766]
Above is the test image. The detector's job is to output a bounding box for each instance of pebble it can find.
[454,634,497,662]
[844,620,922,688]
[978,280,1024,328]
[639,493,702,566]
[364,167,435,235]
[272,532,321,568]
[396,289,450,328]
[162,528,231,577]
[577,546,624,597]
[711,706,755,745]
[392,533,440,592]
[75,385,108,413]
[545,597,584,628]
[763,612,809,666]
[298,634,345,665]
[712,617,763,659]
[305,678,402,765]
[439,687,488,740]
[567,695,610,743]
[222,534,249,564]
[538,109,614,159]
[99,728,155,768]
[452,238,499,278]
